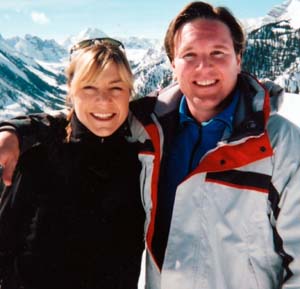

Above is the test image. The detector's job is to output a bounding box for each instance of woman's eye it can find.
[83,85,94,90]
[111,86,126,93]
[82,86,97,94]
[84,85,96,90]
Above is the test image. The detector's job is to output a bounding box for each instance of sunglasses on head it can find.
[69,37,125,56]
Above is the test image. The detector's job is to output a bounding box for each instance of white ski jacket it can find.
[129,73,300,289]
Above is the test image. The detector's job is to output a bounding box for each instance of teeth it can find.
[91,113,114,119]
[195,80,217,86]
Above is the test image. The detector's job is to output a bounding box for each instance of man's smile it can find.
[90,112,116,120]
[194,79,218,87]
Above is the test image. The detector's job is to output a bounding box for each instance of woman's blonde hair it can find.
[65,40,133,141]
[66,41,133,103]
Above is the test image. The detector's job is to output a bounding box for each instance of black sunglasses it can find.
[70,37,125,56]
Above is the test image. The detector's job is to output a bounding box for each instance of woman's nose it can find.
[96,92,112,102]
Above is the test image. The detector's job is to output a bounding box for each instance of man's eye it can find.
[183,53,195,60]
[211,51,225,57]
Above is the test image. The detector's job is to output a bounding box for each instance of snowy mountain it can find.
[243,19,300,93]
[242,0,300,32]
[230,0,300,93]
[0,34,66,119]
[6,34,68,62]
[0,0,300,120]
[61,27,108,51]
[0,27,165,120]
[132,45,172,97]
[261,0,300,29]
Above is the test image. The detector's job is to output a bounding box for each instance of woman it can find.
[0,38,145,289]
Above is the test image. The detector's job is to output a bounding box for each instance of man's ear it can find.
[171,61,177,81]
[237,53,242,72]
[171,60,175,69]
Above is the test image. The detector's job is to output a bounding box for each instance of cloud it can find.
[31,11,50,24]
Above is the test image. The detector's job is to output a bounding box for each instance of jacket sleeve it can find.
[0,158,43,287]
[275,166,300,288]
[0,171,26,286]
[268,114,300,288]
[0,110,68,153]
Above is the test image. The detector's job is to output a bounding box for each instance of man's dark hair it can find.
[164,1,246,62]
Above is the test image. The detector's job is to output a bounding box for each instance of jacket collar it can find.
[154,72,282,118]
[152,72,284,141]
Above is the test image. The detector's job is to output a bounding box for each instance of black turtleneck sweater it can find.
[0,114,145,289]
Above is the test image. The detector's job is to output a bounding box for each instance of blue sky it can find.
[0,0,284,42]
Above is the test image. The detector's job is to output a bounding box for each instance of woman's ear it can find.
[66,92,73,107]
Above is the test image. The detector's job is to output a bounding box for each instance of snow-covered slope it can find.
[278,92,300,126]
[61,27,108,51]
[0,34,66,120]
[6,34,68,62]
[243,19,300,93]
[243,0,300,32]
[0,27,166,120]
[262,0,300,29]
[0,0,300,121]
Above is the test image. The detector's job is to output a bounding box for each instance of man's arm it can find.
[0,131,19,186]
[276,165,300,288]
[0,111,68,186]
[268,115,300,287]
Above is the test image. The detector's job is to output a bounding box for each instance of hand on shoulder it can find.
[0,131,20,186]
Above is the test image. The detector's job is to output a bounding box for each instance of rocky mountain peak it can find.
[263,0,300,29]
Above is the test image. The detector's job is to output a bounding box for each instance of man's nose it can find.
[195,56,212,70]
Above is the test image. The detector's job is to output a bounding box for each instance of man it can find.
[0,2,300,288]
